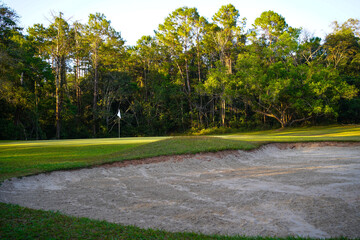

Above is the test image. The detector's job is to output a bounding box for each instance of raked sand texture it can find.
[1,144,360,238]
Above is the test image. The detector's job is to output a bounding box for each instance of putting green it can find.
[0,136,168,147]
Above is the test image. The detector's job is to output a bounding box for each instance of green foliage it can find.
[324,19,360,123]
[189,126,241,135]
[0,4,359,139]
[236,13,359,128]
[0,3,55,140]
[254,10,288,38]
[204,62,232,98]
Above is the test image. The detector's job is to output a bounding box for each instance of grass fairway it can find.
[1,125,360,182]
[221,125,360,142]
[0,136,257,182]
[1,125,360,239]
[0,137,166,182]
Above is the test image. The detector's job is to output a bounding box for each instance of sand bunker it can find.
[1,143,360,238]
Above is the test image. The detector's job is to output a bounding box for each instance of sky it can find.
[3,0,360,46]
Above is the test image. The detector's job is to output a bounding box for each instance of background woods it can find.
[0,3,359,139]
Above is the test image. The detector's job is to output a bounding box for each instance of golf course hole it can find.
[1,143,360,238]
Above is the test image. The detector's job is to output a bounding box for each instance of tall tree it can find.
[83,13,123,136]
[48,13,72,139]
[252,10,300,65]
[205,4,245,126]
[237,12,358,128]
[0,3,53,139]
[157,7,200,94]
[72,21,85,117]
[325,19,360,123]
[212,4,245,73]
[28,13,72,139]
[253,10,288,47]
[156,7,202,124]
[324,19,360,70]
[203,62,235,126]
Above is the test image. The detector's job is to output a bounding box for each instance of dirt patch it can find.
[98,150,241,169]
[98,142,360,169]
[1,143,360,238]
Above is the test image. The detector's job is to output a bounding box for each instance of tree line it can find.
[0,3,359,139]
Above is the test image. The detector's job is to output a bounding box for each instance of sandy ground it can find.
[1,143,360,238]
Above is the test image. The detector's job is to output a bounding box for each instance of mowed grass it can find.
[0,136,256,182]
[1,203,315,240]
[221,125,360,142]
[0,137,166,181]
[1,125,360,182]
[1,125,360,239]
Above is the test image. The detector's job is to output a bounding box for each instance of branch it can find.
[289,115,313,126]
[253,109,281,123]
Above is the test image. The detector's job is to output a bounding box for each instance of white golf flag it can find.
[117,110,121,119]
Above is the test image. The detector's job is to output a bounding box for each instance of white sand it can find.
[1,144,359,238]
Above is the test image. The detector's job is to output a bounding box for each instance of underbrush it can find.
[188,126,263,136]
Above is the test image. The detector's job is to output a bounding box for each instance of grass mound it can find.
[0,136,255,181]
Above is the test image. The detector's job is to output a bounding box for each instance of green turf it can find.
[0,137,166,181]
[0,202,339,240]
[1,125,360,239]
[0,136,256,181]
[110,136,257,161]
[220,125,360,142]
[1,125,360,181]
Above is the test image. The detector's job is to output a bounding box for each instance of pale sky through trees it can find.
[3,0,360,46]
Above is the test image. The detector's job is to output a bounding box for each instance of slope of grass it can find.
[0,136,256,181]
[110,136,257,161]
[1,125,360,239]
[1,125,360,182]
[0,137,166,182]
[221,125,360,142]
[0,202,338,240]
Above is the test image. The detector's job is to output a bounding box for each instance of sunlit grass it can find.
[220,125,360,142]
[0,136,167,147]
[0,137,168,181]
[0,136,256,182]
[1,125,360,239]
[1,125,360,182]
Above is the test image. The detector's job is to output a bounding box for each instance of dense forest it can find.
[0,3,359,139]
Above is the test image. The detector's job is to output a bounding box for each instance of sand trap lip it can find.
[1,143,360,238]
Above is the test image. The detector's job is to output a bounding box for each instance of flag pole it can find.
[117,109,121,138]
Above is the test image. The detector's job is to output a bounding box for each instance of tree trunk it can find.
[185,58,191,95]
[226,57,232,74]
[221,98,226,127]
[184,58,194,125]
[212,98,215,124]
[93,50,98,137]
[197,45,201,83]
[197,46,203,127]
[75,57,81,116]
[280,120,288,129]
[55,57,61,139]
[34,80,39,140]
